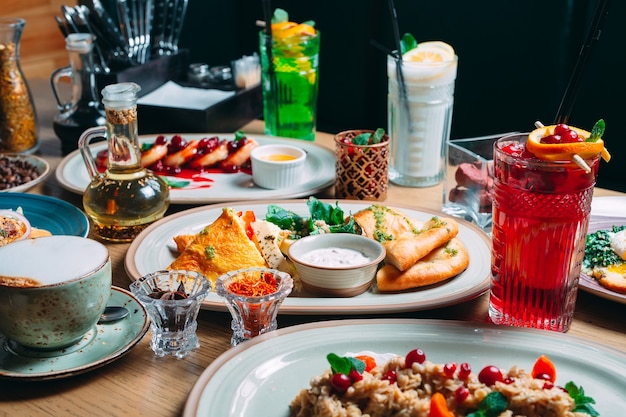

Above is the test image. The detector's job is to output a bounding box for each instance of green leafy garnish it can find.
[565,382,599,416]
[272,8,289,24]
[265,197,359,237]
[400,33,418,54]
[351,128,387,145]
[586,119,605,142]
[327,353,365,375]
[466,392,508,417]
[161,177,190,189]
[583,225,626,269]
[233,130,246,142]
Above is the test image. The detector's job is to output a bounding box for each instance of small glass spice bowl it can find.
[216,268,293,347]
[129,270,211,358]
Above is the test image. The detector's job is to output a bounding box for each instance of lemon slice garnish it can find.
[402,41,455,63]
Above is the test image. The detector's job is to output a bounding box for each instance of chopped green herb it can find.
[205,246,216,259]
[583,225,625,269]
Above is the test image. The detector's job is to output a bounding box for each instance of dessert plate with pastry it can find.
[55,133,335,204]
[125,199,491,314]
[579,220,626,305]
[0,193,89,244]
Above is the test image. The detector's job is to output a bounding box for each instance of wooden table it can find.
[2,79,625,416]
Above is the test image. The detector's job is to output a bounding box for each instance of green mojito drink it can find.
[259,12,320,141]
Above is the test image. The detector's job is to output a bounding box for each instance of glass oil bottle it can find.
[78,82,170,242]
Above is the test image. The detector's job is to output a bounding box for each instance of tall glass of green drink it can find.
[259,25,320,141]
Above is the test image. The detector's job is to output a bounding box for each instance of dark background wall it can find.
[176,0,624,191]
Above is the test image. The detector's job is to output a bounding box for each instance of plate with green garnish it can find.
[580,220,626,304]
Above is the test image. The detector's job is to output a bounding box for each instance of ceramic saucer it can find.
[0,286,149,381]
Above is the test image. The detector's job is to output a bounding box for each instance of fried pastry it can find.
[354,205,459,271]
[376,238,469,292]
[382,217,459,271]
[167,208,267,282]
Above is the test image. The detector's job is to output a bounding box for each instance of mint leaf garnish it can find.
[272,8,288,23]
[327,353,365,375]
[586,119,605,142]
[565,382,599,416]
[400,33,418,54]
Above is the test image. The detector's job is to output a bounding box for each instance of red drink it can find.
[489,134,600,332]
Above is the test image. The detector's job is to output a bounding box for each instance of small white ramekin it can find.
[250,144,307,189]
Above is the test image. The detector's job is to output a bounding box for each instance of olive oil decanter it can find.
[79,82,170,242]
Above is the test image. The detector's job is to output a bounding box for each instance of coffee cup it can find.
[0,236,111,349]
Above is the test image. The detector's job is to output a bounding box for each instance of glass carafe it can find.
[79,82,170,242]
[51,33,106,156]
[0,18,38,154]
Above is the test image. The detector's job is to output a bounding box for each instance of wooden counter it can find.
[1,79,625,417]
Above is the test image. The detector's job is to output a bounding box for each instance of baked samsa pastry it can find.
[376,238,469,291]
[353,205,421,241]
[167,208,267,283]
[354,205,459,271]
[382,217,459,271]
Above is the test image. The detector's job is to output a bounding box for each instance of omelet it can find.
[167,208,267,283]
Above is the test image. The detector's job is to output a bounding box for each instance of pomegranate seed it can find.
[348,369,363,383]
[382,370,397,384]
[455,385,470,403]
[503,377,515,384]
[543,382,554,390]
[443,362,457,378]
[330,373,352,393]
[405,349,426,368]
[478,366,504,386]
[458,363,471,379]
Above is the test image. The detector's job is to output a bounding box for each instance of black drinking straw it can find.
[262,0,279,127]
[554,0,611,124]
[387,0,410,129]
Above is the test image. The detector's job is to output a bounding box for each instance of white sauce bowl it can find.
[250,144,306,189]
[288,233,385,297]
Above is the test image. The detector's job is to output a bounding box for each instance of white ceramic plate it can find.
[579,220,626,304]
[125,200,491,314]
[55,134,335,204]
[591,195,626,220]
[0,154,50,193]
[183,318,626,417]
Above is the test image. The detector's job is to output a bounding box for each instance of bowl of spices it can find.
[216,268,293,346]
[288,233,386,297]
[0,154,49,192]
[250,144,306,189]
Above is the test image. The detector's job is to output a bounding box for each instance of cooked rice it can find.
[290,355,591,417]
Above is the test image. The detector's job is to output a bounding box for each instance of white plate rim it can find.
[0,153,50,193]
[125,200,492,314]
[579,220,626,304]
[182,318,626,417]
[54,133,335,204]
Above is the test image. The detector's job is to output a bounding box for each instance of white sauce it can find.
[300,247,371,267]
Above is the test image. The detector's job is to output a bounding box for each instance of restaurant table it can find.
[1,79,626,417]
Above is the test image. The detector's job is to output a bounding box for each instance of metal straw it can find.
[554,0,611,124]
[387,0,410,131]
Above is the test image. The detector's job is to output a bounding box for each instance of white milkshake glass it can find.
[387,42,458,187]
